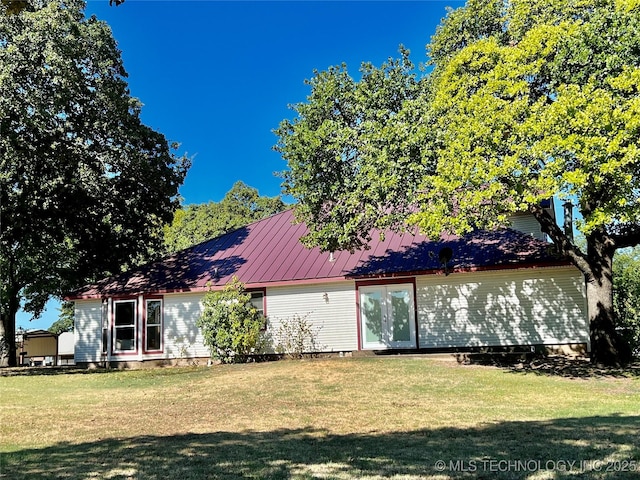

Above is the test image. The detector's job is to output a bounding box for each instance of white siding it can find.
[509,213,546,240]
[266,282,358,352]
[58,331,75,355]
[416,267,588,348]
[74,300,102,363]
[162,292,209,360]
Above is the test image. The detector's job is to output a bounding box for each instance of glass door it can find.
[360,284,416,349]
[361,288,386,349]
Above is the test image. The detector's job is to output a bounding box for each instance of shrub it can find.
[614,249,640,357]
[274,313,321,359]
[196,277,265,363]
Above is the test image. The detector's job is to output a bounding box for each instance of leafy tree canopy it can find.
[48,301,74,334]
[275,48,426,253]
[1,0,122,14]
[163,181,286,253]
[0,0,189,366]
[414,0,640,243]
[276,0,640,365]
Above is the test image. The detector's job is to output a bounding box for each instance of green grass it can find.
[1,357,639,479]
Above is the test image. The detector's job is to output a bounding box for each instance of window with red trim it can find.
[248,291,265,317]
[145,299,163,352]
[114,300,136,352]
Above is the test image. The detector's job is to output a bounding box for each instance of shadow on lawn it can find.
[457,354,640,379]
[0,366,113,377]
[2,415,639,480]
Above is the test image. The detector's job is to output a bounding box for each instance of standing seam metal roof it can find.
[69,209,569,299]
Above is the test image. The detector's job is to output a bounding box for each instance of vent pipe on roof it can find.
[563,201,574,242]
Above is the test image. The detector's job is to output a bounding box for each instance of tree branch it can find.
[528,204,592,275]
[611,225,640,250]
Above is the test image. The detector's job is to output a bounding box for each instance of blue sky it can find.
[18,0,464,330]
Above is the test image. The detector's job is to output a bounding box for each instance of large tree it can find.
[0,0,189,366]
[275,49,425,252]
[276,0,640,366]
[163,181,286,253]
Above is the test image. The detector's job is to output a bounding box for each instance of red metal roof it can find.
[69,209,569,299]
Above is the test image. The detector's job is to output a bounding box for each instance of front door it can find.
[359,283,416,349]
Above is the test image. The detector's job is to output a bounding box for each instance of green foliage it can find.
[163,181,286,252]
[427,0,504,65]
[2,0,122,15]
[420,0,640,365]
[48,301,74,334]
[415,1,640,241]
[614,248,640,355]
[1,0,27,14]
[0,0,189,365]
[275,48,428,253]
[273,313,321,359]
[196,277,265,363]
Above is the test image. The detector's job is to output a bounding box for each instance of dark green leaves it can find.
[275,49,429,252]
[0,0,188,322]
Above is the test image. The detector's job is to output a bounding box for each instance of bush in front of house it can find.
[274,313,322,359]
[197,277,265,363]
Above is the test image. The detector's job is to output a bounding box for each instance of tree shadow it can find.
[2,416,638,479]
[0,366,111,377]
[413,263,588,354]
[348,228,563,277]
[0,364,205,377]
[71,227,251,298]
[458,354,640,379]
[348,228,589,356]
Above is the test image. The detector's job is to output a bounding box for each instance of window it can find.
[114,300,136,352]
[101,300,108,354]
[249,290,265,317]
[145,299,162,352]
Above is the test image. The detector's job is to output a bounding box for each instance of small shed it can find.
[17,330,58,366]
[57,331,75,365]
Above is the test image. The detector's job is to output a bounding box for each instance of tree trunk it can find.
[530,207,633,366]
[0,298,18,367]
[585,251,632,367]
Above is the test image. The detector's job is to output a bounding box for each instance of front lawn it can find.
[1,357,639,479]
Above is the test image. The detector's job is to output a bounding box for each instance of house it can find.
[69,208,588,368]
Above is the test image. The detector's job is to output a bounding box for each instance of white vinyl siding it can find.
[266,282,358,352]
[416,267,588,348]
[75,294,210,363]
[509,214,546,240]
[162,292,210,360]
[74,300,103,363]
